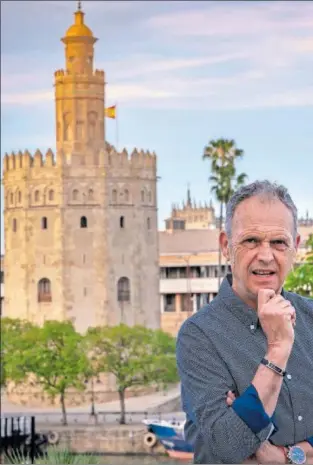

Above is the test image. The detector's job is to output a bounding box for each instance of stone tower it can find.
[2,3,160,333]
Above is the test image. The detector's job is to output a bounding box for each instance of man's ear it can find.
[295,233,301,250]
[220,230,230,261]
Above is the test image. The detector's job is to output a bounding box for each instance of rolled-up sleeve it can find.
[176,320,276,464]
[307,436,313,447]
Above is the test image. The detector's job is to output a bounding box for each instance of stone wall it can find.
[5,383,161,408]
[38,424,166,455]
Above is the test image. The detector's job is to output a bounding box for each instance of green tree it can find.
[86,324,178,424]
[203,138,247,287]
[3,320,89,425]
[306,234,313,262]
[1,318,35,387]
[285,234,313,297]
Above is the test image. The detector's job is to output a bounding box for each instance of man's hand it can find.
[255,441,286,464]
[258,289,296,352]
[226,391,286,464]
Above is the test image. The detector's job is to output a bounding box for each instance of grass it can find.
[3,447,101,464]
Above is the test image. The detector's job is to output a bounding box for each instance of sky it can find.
[1,0,313,253]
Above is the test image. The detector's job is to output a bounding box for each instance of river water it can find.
[84,456,189,465]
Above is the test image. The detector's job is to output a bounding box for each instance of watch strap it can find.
[261,358,286,377]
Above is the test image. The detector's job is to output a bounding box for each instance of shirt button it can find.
[286,374,292,380]
[298,415,303,421]
[250,324,255,330]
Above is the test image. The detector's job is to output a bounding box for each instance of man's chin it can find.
[251,281,281,295]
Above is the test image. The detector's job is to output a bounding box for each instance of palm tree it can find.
[203,139,247,288]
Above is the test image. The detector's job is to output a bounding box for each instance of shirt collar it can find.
[218,274,288,331]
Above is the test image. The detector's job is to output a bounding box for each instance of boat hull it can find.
[143,419,194,461]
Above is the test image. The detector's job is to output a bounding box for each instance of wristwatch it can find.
[286,445,307,464]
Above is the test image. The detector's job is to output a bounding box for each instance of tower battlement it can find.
[3,149,56,172]
[104,147,157,178]
[54,68,105,80]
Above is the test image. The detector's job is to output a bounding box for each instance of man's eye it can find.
[245,238,258,243]
[272,240,288,248]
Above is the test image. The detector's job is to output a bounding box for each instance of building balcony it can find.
[160,277,219,294]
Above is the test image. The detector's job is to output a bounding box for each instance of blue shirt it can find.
[176,274,313,463]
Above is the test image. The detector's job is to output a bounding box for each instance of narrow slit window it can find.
[81,216,87,228]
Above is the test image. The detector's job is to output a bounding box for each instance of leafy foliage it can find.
[203,138,247,285]
[2,320,89,425]
[285,234,313,297]
[86,324,178,423]
[1,318,36,386]
[2,320,178,425]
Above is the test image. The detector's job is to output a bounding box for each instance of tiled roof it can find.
[159,229,220,254]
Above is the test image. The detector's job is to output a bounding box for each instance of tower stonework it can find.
[2,5,160,334]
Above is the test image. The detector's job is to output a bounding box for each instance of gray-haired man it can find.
[176,180,313,464]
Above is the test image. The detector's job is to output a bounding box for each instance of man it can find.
[176,180,313,464]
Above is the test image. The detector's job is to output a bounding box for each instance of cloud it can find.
[291,37,313,53]
[109,84,177,101]
[0,67,266,107]
[1,91,53,105]
[215,88,313,111]
[103,52,247,81]
[145,2,313,73]
[1,1,312,112]
[2,66,313,111]
[146,2,313,38]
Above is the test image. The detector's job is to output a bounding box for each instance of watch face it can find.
[289,446,306,465]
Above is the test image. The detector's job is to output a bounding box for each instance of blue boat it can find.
[142,419,193,461]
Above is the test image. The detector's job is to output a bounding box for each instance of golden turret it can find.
[61,1,97,76]
[64,1,94,39]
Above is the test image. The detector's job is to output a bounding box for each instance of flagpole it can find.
[115,101,119,152]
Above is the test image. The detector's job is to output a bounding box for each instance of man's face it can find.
[220,195,300,308]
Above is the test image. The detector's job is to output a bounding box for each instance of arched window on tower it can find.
[141,190,145,203]
[148,191,152,203]
[42,217,48,230]
[10,193,14,205]
[88,189,94,201]
[34,190,39,202]
[117,277,130,302]
[48,189,54,201]
[17,191,22,203]
[38,278,52,303]
[124,189,129,202]
[80,216,88,228]
[73,189,79,201]
[12,218,17,232]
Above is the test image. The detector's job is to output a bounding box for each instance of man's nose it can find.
[257,242,274,262]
